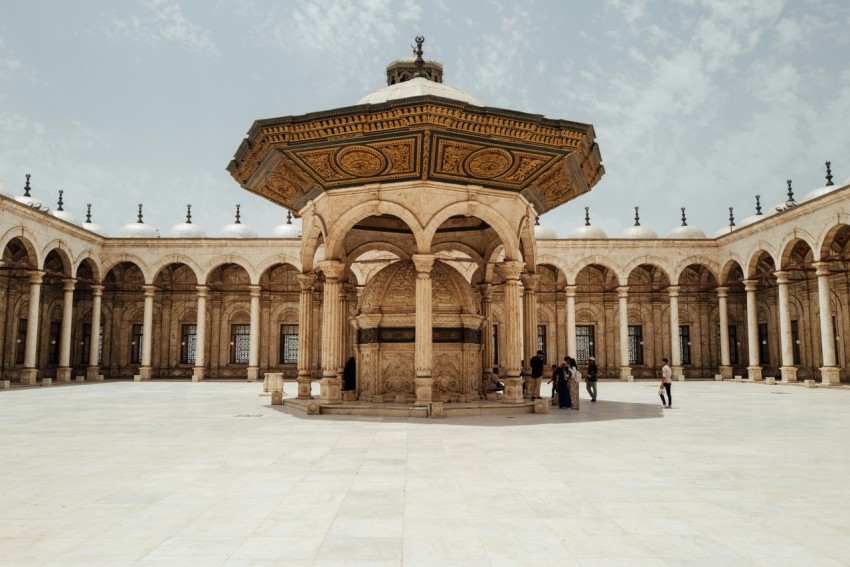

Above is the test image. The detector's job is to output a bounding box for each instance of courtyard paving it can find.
[0,379,848,566]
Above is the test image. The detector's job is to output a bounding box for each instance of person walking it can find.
[567,356,580,410]
[530,350,545,401]
[659,357,672,408]
[585,356,598,402]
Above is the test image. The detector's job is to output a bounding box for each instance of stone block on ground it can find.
[42,378,52,386]
[429,402,444,418]
[75,376,85,383]
[534,399,550,414]
[804,379,817,388]
[766,377,776,385]
[1,380,10,389]
[271,390,283,405]
[735,375,743,382]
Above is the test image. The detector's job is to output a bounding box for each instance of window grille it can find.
[231,324,251,364]
[679,325,691,365]
[16,319,26,364]
[536,325,547,358]
[628,325,643,365]
[576,325,595,362]
[280,324,298,364]
[758,323,769,366]
[131,324,143,364]
[181,324,197,364]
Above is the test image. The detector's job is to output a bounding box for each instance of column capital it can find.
[249,284,262,297]
[716,286,728,299]
[617,286,629,298]
[814,262,831,277]
[774,270,790,285]
[411,254,436,274]
[744,279,759,292]
[195,285,208,297]
[143,284,156,296]
[63,279,76,292]
[564,284,576,298]
[91,284,104,296]
[520,273,541,292]
[667,285,680,298]
[27,271,44,285]
[496,260,524,281]
[317,260,345,280]
[297,273,317,291]
[478,283,493,300]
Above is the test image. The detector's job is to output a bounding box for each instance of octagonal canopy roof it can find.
[228,39,604,216]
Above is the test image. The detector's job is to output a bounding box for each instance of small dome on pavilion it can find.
[534,218,558,240]
[15,174,47,211]
[82,204,108,236]
[802,185,837,202]
[168,205,207,238]
[271,211,301,238]
[666,208,705,239]
[50,191,81,226]
[569,207,607,239]
[620,207,657,239]
[118,204,160,238]
[219,204,258,238]
[713,225,736,238]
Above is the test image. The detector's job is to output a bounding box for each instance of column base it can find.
[56,367,72,382]
[414,377,434,406]
[780,366,798,383]
[1,380,10,390]
[319,377,342,404]
[296,376,314,399]
[247,367,259,381]
[746,366,763,381]
[192,367,206,382]
[820,367,841,385]
[134,367,153,381]
[20,369,39,385]
[522,376,533,399]
[619,366,632,381]
[672,366,684,381]
[502,377,525,404]
[86,367,104,381]
[720,365,733,380]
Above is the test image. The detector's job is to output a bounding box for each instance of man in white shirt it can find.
[659,357,672,408]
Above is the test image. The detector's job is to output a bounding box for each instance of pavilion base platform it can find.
[281,397,538,418]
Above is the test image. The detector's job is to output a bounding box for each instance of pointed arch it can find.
[423,201,520,261]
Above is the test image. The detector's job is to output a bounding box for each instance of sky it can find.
[1,0,849,238]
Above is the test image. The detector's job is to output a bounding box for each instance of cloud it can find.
[105,0,218,56]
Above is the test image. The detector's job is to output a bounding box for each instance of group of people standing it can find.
[550,354,598,410]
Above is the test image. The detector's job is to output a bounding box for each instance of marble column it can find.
[86,285,104,381]
[775,271,797,382]
[668,286,683,380]
[565,285,577,360]
[479,283,493,383]
[744,279,762,381]
[56,279,76,381]
[20,271,43,385]
[815,262,840,384]
[717,286,733,379]
[617,286,630,380]
[774,272,797,382]
[337,283,353,382]
[497,261,524,403]
[296,274,316,399]
[413,254,435,406]
[192,285,208,381]
[521,273,540,399]
[136,284,155,380]
[319,261,344,404]
[247,285,261,381]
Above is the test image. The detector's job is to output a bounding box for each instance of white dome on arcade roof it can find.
[14,174,47,211]
[665,208,705,239]
[118,204,160,238]
[219,205,258,238]
[569,207,608,239]
[50,191,81,226]
[619,207,657,239]
[81,204,108,236]
[168,205,207,238]
[534,218,558,240]
[271,211,301,238]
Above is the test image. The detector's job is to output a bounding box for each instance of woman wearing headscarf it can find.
[568,356,580,410]
[556,359,571,409]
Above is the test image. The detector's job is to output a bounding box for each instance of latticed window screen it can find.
[628,325,643,365]
[679,325,691,365]
[492,324,499,366]
[16,319,26,364]
[537,325,547,357]
[791,320,800,364]
[758,323,769,365]
[833,316,840,365]
[280,324,298,364]
[728,325,738,365]
[231,324,251,364]
[576,325,595,362]
[181,324,197,364]
[131,324,143,364]
[48,321,61,364]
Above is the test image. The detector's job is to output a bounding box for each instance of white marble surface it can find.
[1,380,849,566]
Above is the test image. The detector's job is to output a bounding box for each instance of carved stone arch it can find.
[40,241,73,276]
[222,303,251,324]
[719,257,746,285]
[517,214,537,272]
[0,227,40,268]
[779,233,816,270]
[816,217,850,260]
[537,302,557,325]
[202,257,254,285]
[432,242,482,284]
[479,242,505,285]
[569,255,622,285]
[102,254,152,284]
[149,255,203,285]
[300,215,327,274]
[423,201,520,261]
[121,305,147,324]
[535,254,569,284]
[622,257,674,285]
[74,252,102,282]
[325,200,424,262]
[270,302,299,323]
[672,256,720,285]
[746,244,779,278]
[255,255,302,279]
